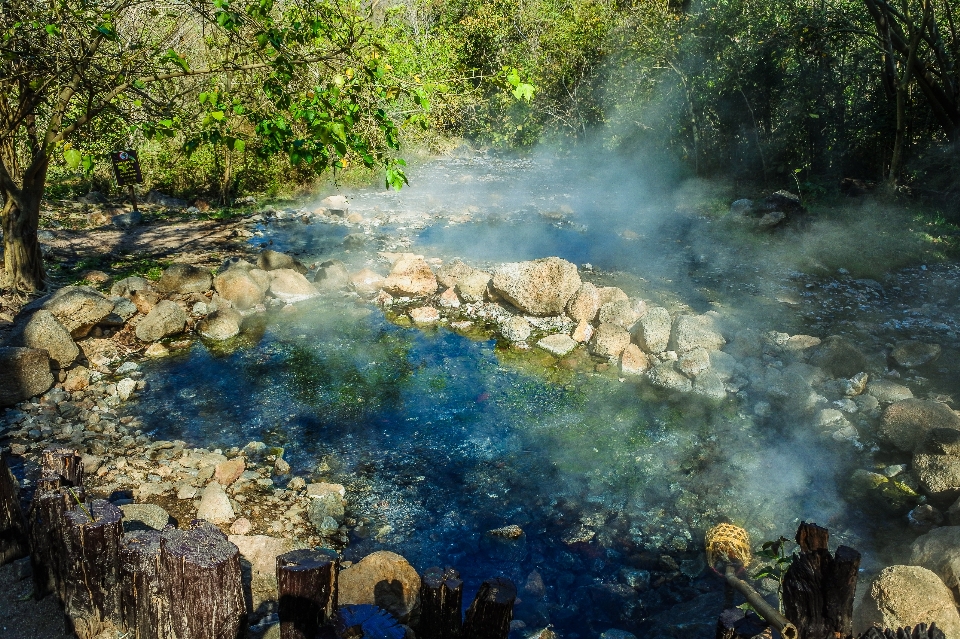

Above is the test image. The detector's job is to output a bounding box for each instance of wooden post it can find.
[462,577,516,639]
[782,522,861,639]
[121,529,169,639]
[159,519,246,639]
[0,450,29,565]
[418,566,463,639]
[41,447,84,487]
[276,548,338,639]
[62,499,123,639]
[28,485,84,599]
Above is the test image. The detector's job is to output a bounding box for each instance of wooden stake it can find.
[159,519,246,639]
[0,450,28,565]
[418,566,463,639]
[41,447,84,487]
[462,577,516,639]
[62,499,123,639]
[277,548,338,639]
[121,529,169,639]
[28,486,84,599]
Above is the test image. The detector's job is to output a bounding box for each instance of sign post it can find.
[110,150,144,212]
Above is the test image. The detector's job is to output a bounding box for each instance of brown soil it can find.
[0,559,70,639]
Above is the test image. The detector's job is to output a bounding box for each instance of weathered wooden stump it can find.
[121,529,169,639]
[0,450,29,565]
[782,522,861,639]
[418,566,463,639]
[462,577,516,639]
[41,447,84,487]
[858,624,945,639]
[28,485,84,599]
[62,499,123,639]
[277,548,339,639]
[159,519,246,639]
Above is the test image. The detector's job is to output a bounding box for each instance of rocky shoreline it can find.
[3,189,960,636]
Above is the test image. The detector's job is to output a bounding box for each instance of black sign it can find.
[111,149,143,186]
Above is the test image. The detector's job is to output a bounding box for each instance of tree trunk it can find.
[1,188,45,292]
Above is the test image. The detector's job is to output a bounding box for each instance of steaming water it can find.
[127,153,958,637]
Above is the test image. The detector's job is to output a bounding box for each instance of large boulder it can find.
[157,263,213,294]
[914,429,960,502]
[18,309,78,367]
[198,308,242,340]
[809,335,868,378]
[42,286,115,338]
[856,565,960,637]
[879,399,960,452]
[456,270,493,303]
[909,526,960,590]
[268,269,318,303]
[598,299,643,329]
[891,341,942,368]
[229,535,309,613]
[669,314,725,354]
[338,551,421,622]
[214,268,268,310]
[566,283,601,323]
[382,254,438,297]
[313,260,350,290]
[632,306,671,354]
[257,249,308,274]
[492,257,581,316]
[0,347,54,407]
[589,323,631,358]
[135,300,187,342]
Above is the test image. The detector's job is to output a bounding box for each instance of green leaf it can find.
[44,24,59,36]
[64,148,82,169]
[512,82,535,102]
[232,139,245,152]
[210,111,226,121]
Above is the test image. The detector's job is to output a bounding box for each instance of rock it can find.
[229,518,252,535]
[214,268,268,310]
[572,319,593,343]
[599,631,637,639]
[784,334,821,351]
[867,379,914,403]
[216,458,246,485]
[891,341,942,368]
[119,503,172,532]
[409,307,440,326]
[131,289,160,314]
[383,254,438,297]
[111,297,138,321]
[730,199,754,214]
[196,481,235,524]
[18,309,78,367]
[199,309,242,340]
[501,316,532,343]
[136,300,187,342]
[456,270,493,303]
[313,260,350,289]
[856,565,960,637]
[274,458,290,476]
[320,195,349,214]
[620,344,650,376]
[758,211,786,228]
[349,269,385,295]
[910,527,960,589]
[879,399,960,452]
[908,504,945,532]
[914,447,960,503]
[42,286,115,338]
[590,323,631,358]
[646,362,692,393]
[63,366,91,392]
[693,372,727,400]
[842,372,869,397]
[307,483,346,527]
[632,306,671,354]
[492,257,581,316]
[678,347,710,377]
[537,334,577,357]
[566,283,601,323]
[338,551,421,622]
[0,347,54,407]
[597,287,629,305]
[81,454,103,474]
[157,263,213,294]
[268,269,318,303]
[669,314,725,353]
[809,335,867,378]
[110,276,151,298]
[146,191,189,208]
[436,258,474,288]
[112,210,143,228]
[948,497,960,526]
[144,343,170,358]
[438,288,461,308]
[117,378,137,401]
[79,338,121,372]
[229,535,308,613]
[257,249,308,274]
[598,299,643,330]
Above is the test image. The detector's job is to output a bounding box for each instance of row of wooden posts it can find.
[0,447,517,639]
